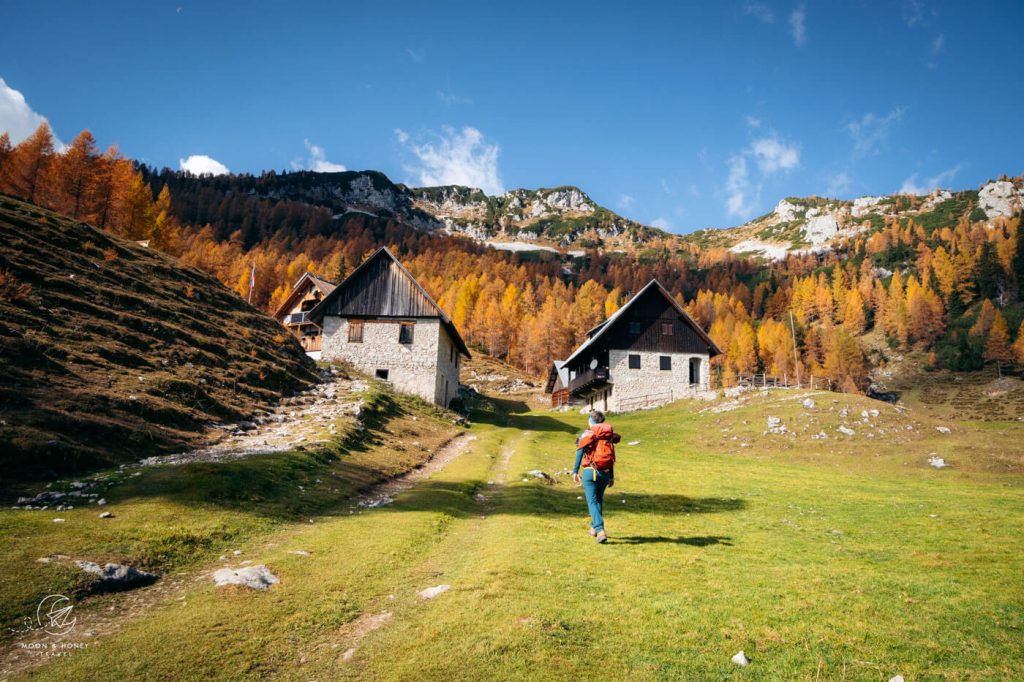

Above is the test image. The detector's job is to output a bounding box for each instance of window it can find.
[659,355,672,371]
[628,354,641,369]
[689,358,701,385]
[399,322,414,344]
[375,368,389,380]
[661,322,673,336]
[628,321,641,334]
[348,321,364,343]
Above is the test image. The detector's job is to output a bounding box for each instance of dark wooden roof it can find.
[563,280,721,373]
[308,247,471,357]
[272,271,337,320]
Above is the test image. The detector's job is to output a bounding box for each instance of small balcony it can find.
[569,366,611,396]
[284,312,311,325]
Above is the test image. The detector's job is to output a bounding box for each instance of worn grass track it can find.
[8,390,1024,680]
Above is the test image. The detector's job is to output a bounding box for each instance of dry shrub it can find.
[0,269,32,302]
[272,333,286,344]
[82,240,95,252]
[103,248,118,262]
[241,328,252,339]
[184,283,195,299]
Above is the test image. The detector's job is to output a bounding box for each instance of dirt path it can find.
[352,433,477,509]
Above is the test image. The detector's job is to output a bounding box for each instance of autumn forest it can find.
[2,123,1023,391]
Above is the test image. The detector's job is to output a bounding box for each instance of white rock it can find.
[99,511,113,519]
[96,498,107,506]
[889,676,905,682]
[76,561,157,587]
[213,565,279,590]
[978,180,1023,219]
[935,426,951,434]
[627,440,640,446]
[287,550,311,556]
[767,416,781,428]
[418,584,450,599]
[52,518,65,523]
[802,398,815,409]
[928,455,949,469]
[869,409,880,418]
[731,650,750,666]
[838,425,855,436]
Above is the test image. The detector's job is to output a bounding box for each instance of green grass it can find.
[6,392,1024,680]
[0,385,459,642]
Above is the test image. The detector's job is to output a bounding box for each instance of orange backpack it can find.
[580,423,619,471]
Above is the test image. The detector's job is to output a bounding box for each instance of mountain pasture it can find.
[3,385,1021,680]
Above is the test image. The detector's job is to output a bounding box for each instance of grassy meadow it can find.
[2,385,1023,680]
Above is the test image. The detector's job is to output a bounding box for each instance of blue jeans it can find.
[581,467,611,532]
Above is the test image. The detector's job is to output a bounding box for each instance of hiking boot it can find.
[588,528,597,537]
[595,530,607,544]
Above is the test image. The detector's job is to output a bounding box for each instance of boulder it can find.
[731,651,750,666]
[419,584,450,600]
[935,426,951,434]
[76,561,157,589]
[802,398,815,409]
[213,565,279,590]
[838,425,855,436]
[99,511,113,519]
[928,455,949,469]
[767,416,781,428]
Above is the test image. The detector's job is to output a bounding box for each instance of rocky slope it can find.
[0,195,318,480]
[156,169,668,253]
[683,177,1023,260]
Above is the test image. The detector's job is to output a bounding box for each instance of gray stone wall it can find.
[322,316,445,405]
[433,326,461,407]
[582,349,710,412]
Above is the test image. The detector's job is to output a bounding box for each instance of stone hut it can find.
[308,247,470,407]
[550,279,721,412]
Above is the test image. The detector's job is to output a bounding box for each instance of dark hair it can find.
[590,410,605,423]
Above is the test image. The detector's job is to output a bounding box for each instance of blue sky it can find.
[1,0,1021,233]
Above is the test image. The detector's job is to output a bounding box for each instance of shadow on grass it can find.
[470,398,580,434]
[610,535,734,546]
[393,480,747,519]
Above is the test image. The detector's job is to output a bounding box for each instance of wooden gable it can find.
[318,250,439,318]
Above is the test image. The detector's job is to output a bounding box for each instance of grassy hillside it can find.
[0,195,318,482]
[9,387,1021,680]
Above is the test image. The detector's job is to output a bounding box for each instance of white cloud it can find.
[0,77,62,147]
[179,154,230,176]
[660,178,674,195]
[826,172,853,197]
[724,133,799,219]
[291,139,346,172]
[750,136,800,173]
[742,2,775,23]
[617,194,635,210]
[788,5,807,46]
[397,125,504,194]
[405,47,424,64]
[845,107,905,157]
[898,165,961,195]
[650,217,672,230]
[745,115,762,129]
[726,155,754,218]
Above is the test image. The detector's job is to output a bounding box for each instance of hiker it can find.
[572,410,621,543]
